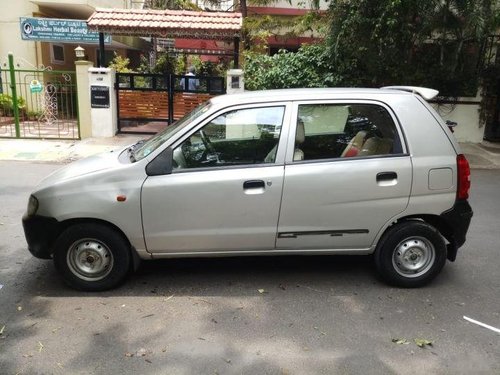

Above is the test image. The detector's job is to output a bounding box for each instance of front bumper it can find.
[440,199,473,261]
[22,214,60,259]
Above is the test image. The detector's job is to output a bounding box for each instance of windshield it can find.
[133,101,212,161]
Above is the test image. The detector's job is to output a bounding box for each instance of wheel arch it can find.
[57,218,141,271]
[376,214,456,261]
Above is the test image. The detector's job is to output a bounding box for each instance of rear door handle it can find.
[376,172,398,186]
[243,180,265,195]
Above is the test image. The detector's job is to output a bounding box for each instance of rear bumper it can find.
[440,200,473,261]
[22,214,60,259]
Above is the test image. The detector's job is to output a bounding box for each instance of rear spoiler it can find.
[381,86,439,100]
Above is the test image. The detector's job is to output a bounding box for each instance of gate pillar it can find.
[226,69,244,94]
[89,67,117,137]
[75,60,93,139]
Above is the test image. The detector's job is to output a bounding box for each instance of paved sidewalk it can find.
[0,134,143,163]
[460,141,500,169]
[1,135,500,168]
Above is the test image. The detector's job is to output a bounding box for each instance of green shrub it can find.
[244,44,337,90]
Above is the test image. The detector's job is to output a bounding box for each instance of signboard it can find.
[20,17,111,44]
[29,80,43,93]
[91,86,110,108]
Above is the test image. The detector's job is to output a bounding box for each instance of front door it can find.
[276,101,412,250]
[141,104,289,253]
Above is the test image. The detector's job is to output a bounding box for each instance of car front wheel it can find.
[53,223,131,291]
[374,221,447,287]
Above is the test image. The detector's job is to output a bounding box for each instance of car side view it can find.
[22,87,473,291]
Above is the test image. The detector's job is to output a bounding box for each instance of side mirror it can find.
[146,147,173,176]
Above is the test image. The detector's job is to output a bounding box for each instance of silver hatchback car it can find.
[23,87,473,291]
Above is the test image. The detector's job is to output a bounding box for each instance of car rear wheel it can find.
[374,221,446,287]
[53,223,131,291]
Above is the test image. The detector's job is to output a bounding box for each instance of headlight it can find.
[27,195,39,216]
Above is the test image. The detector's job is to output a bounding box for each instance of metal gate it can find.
[0,54,79,139]
[116,72,225,134]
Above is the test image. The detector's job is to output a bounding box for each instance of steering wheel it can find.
[199,130,216,154]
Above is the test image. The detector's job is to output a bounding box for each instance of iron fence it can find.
[0,54,80,139]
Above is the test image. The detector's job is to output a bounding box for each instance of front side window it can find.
[173,106,285,170]
[133,101,212,161]
[294,103,403,161]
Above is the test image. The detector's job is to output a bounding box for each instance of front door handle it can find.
[243,180,265,189]
[376,172,398,186]
[243,180,265,195]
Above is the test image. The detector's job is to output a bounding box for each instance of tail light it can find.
[457,154,470,200]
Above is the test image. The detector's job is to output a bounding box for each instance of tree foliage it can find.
[244,0,499,97]
[326,0,498,95]
[244,44,335,90]
[108,53,133,73]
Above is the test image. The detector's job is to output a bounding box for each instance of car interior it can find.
[172,103,403,170]
[296,103,402,161]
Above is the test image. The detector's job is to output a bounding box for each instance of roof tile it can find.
[87,8,242,40]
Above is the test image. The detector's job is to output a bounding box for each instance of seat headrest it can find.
[295,120,305,144]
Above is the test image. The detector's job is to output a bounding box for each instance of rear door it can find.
[276,100,412,250]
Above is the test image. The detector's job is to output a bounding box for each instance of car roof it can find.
[210,87,420,107]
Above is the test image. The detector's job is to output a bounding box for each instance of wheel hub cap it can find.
[67,239,114,281]
[392,237,436,278]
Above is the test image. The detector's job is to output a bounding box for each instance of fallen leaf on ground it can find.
[125,352,134,357]
[258,289,266,294]
[23,353,33,358]
[163,295,174,302]
[392,338,410,345]
[313,326,327,335]
[0,325,5,335]
[414,338,433,348]
[223,358,231,364]
[38,341,44,352]
[136,348,148,357]
[17,306,22,311]
[145,359,152,363]
[57,363,64,369]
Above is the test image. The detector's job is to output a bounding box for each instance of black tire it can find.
[53,223,132,291]
[374,221,446,288]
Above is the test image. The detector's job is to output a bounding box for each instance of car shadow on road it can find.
[22,254,380,297]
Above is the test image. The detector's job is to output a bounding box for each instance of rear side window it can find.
[294,103,403,161]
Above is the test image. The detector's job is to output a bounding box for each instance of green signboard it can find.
[29,80,43,93]
[20,17,111,44]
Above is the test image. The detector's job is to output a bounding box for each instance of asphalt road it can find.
[0,161,499,375]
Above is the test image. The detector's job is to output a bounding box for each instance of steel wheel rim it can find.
[392,236,435,278]
[67,238,114,281]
